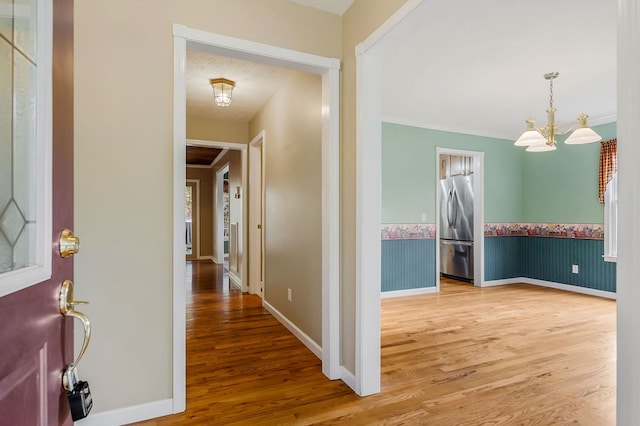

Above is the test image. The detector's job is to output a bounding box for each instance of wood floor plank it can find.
[132,262,615,425]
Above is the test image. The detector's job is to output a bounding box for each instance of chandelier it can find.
[210,78,235,108]
[514,72,602,152]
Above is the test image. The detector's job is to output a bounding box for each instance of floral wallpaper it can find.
[483,223,604,240]
[381,223,604,240]
[381,224,436,240]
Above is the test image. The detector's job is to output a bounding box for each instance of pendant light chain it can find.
[549,78,554,109]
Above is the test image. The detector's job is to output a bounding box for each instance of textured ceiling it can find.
[186,50,296,123]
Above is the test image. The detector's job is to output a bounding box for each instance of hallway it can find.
[134,262,615,425]
[134,260,356,425]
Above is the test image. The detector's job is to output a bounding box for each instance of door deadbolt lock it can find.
[59,229,80,258]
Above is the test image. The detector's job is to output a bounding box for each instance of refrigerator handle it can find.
[452,189,459,228]
[447,189,454,226]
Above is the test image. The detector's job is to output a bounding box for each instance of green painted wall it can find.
[382,123,524,223]
[521,122,617,223]
[382,122,616,225]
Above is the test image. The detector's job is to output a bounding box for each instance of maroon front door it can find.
[0,0,75,424]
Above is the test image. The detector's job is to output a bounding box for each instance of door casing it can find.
[435,148,485,290]
[249,131,265,296]
[185,179,200,261]
[214,163,230,265]
[173,25,341,412]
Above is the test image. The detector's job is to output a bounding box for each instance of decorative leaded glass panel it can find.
[14,0,37,62]
[0,38,11,213]
[0,0,38,274]
[0,1,13,42]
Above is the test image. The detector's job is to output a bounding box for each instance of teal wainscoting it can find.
[484,236,524,280]
[485,236,616,292]
[381,239,436,292]
[521,237,616,292]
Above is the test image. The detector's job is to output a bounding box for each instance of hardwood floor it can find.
[133,262,615,425]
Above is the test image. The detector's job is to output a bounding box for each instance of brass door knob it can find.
[59,229,80,258]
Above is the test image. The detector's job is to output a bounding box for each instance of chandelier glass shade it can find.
[514,72,602,152]
[210,78,235,108]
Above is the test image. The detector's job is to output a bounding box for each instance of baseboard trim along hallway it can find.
[262,300,322,359]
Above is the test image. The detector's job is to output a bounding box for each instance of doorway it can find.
[215,165,229,267]
[173,25,341,409]
[435,148,484,289]
[185,179,199,260]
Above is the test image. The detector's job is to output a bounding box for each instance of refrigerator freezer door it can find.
[440,240,474,281]
[439,175,474,241]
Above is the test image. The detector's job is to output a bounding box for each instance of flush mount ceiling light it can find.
[210,78,235,108]
[514,72,602,152]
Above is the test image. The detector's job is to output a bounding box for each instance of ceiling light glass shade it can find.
[514,129,547,146]
[526,142,557,152]
[514,118,547,146]
[564,114,602,144]
[210,78,235,107]
[564,127,602,144]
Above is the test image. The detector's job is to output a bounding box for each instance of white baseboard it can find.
[229,272,241,289]
[381,286,438,299]
[481,278,521,287]
[262,300,322,359]
[483,277,616,300]
[75,398,174,426]
[212,256,221,264]
[198,255,215,262]
[340,366,357,394]
[522,277,617,300]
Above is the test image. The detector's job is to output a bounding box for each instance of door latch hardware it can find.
[59,280,93,420]
[59,229,80,258]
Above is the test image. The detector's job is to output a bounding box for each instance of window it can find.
[599,139,617,262]
[0,0,53,297]
[604,171,617,262]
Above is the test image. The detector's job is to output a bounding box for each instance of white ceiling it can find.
[187,0,617,141]
[379,0,617,140]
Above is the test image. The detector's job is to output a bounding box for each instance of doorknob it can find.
[59,280,91,390]
[59,229,80,258]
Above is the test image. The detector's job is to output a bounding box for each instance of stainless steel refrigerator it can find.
[439,175,474,281]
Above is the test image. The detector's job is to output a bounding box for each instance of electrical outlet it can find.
[572,264,579,274]
[421,213,427,222]
[287,288,292,302]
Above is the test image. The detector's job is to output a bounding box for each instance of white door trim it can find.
[618,0,640,422]
[214,162,230,265]
[249,131,265,296]
[173,24,341,412]
[435,148,485,289]
[354,0,431,397]
[185,179,200,260]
